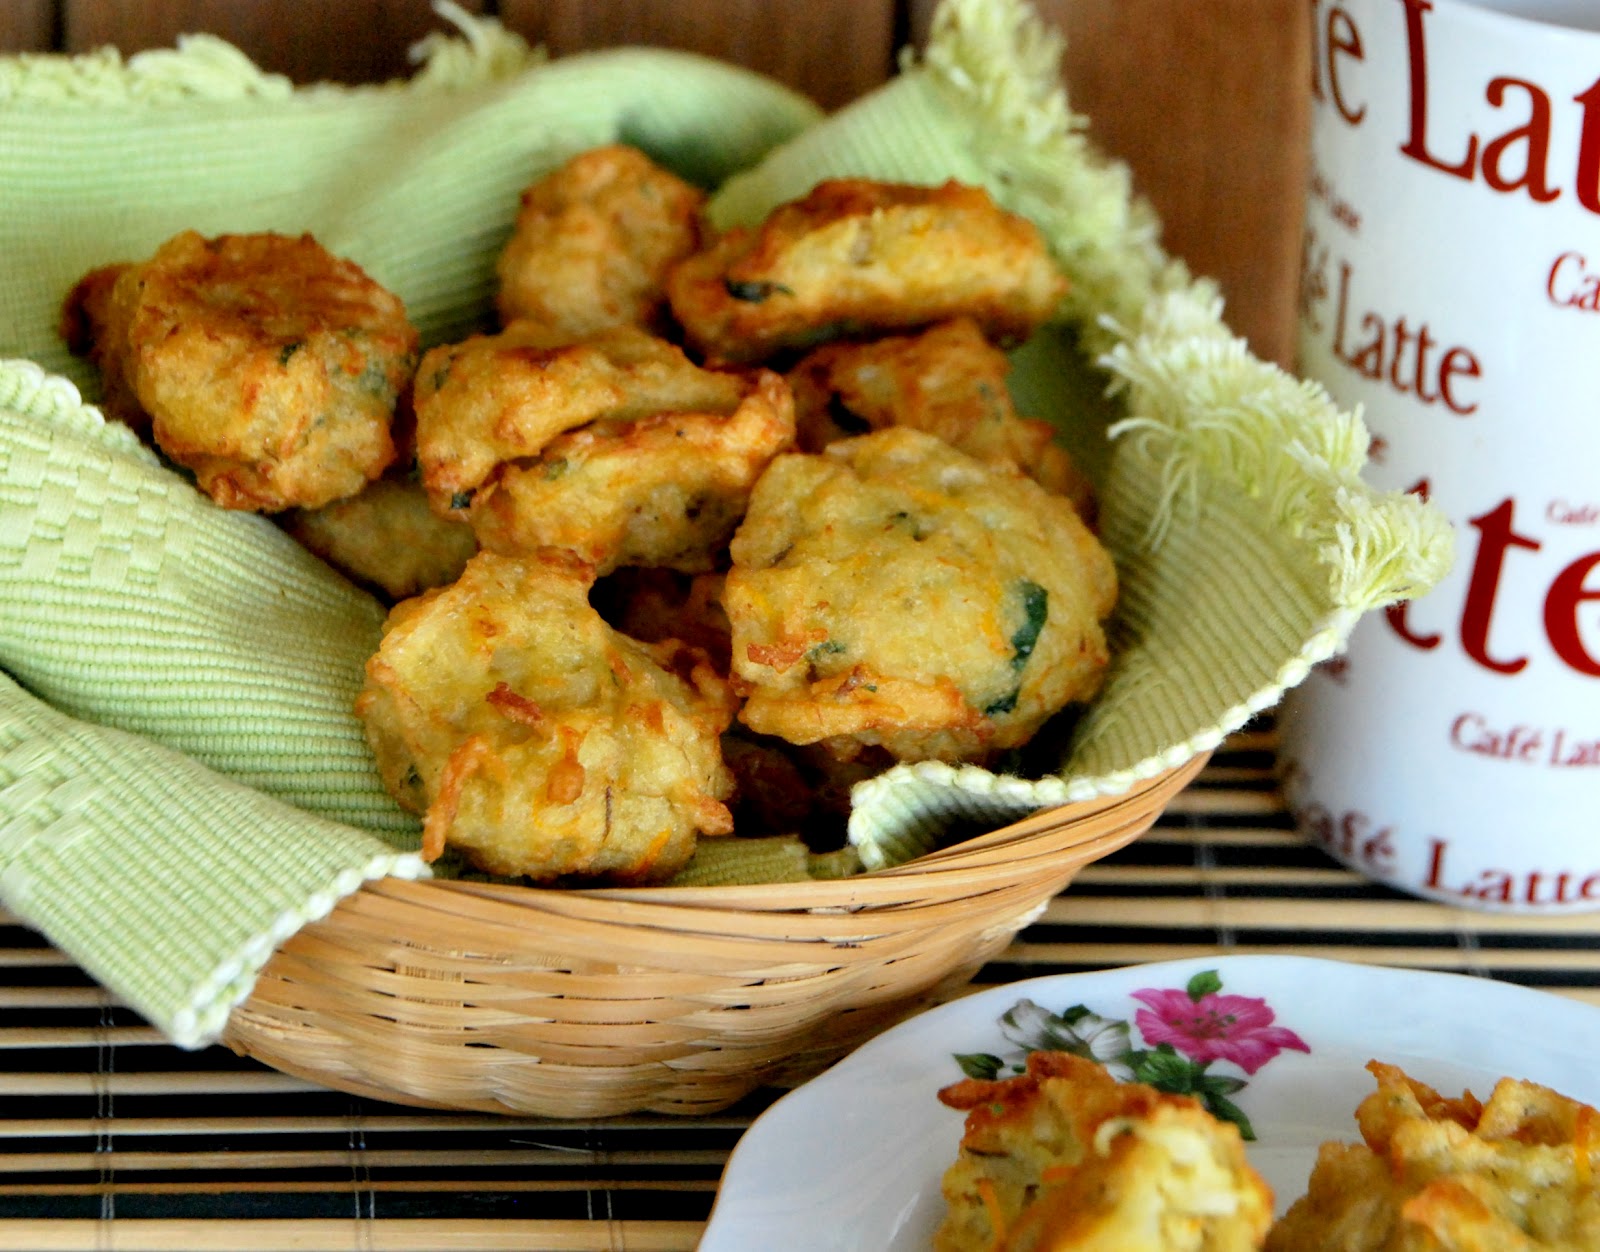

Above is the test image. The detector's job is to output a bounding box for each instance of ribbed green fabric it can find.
[0,35,823,386]
[0,665,428,1047]
[0,1,1452,1041]
[0,361,413,835]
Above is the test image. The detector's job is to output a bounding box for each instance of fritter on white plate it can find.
[495,143,707,337]
[1265,1061,1600,1251]
[667,178,1068,364]
[722,427,1116,764]
[786,316,1094,516]
[936,1051,1274,1252]
[67,231,417,511]
[356,550,736,882]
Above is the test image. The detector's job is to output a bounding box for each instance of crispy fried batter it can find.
[936,1051,1273,1252]
[787,317,1095,516]
[1265,1061,1600,1251]
[722,428,1116,763]
[107,231,416,511]
[282,472,478,601]
[60,262,150,435]
[465,367,794,574]
[412,321,748,510]
[594,567,733,673]
[717,729,820,835]
[495,144,707,337]
[666,178,1068,364]
[355,551,736,882]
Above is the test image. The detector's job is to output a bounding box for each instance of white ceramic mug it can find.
[1280,0,1600,911]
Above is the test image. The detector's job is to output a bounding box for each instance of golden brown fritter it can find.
[412,321,748,512]
[722,428,1116,764]
[936,1051,1273,1252]
[593,567,733,674]
[465,367,794,574]
[281,472,478,601]
[1265,1061,1600,1251]
[60,262,149,436]
[786,317,1095,516]
[495,144,707,337]
[666,178,1068,364]
[106,231,417,511]
[355,550,736,882]
[717,729,820,836]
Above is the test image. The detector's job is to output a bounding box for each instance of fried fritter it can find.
[103,231,417,511]
[666,178,1068,364]
[1265,1061,1600,1251]
[412,321,748,511]
[787,317,1095,516]
[717,729,820,836]
[60,262,149,435]
[936,1051,1273,1252]
[282,472,478,601]
[465,367,794,574]
[593,567,733,674]
[356,551,736,882]
[591,570,838,839]
[722,428,1116,763]
[495,144,707,337]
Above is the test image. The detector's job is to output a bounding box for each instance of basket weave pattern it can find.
[223,753,1206,1116]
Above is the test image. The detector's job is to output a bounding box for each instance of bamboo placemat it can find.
[2,721,1598,1251]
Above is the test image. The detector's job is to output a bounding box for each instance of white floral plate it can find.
[699,955,1600,1251]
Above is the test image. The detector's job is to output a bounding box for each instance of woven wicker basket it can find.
[222,752,1206,1117]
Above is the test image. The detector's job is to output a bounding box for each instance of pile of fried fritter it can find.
[935,1051,1274,1251]
[933,1055,1600,1251]
[63,144,1118,884]
[1267,1061,1600,1251]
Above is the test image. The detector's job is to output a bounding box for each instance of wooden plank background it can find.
[0,0,1309,365]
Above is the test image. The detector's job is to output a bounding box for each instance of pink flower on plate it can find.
[1131,986,1310,1075]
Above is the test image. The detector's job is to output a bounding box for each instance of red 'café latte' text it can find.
[1312,0,1600,212]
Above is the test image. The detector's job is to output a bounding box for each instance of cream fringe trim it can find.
[912,0,1194,355]
[915,0,1454,612]
[0,1,543,106]
[1103,288,1455,612]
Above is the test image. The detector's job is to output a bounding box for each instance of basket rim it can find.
[222,752,1207,1118]
[402,749,1208,912]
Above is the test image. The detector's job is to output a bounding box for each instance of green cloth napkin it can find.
[0,0,1452,1047]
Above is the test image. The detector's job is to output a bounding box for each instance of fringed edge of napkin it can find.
[849,285,1454,869]
[1101,287,1456,614]
[905,0,1452,615]
[0,1,542,106]
[911,0,1198,355]
[838,0,1456,871]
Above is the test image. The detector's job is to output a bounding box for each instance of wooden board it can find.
[60,0,485,84]
[0,0,53,53]
[913,0,1309,367]
[496,0,896,111]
